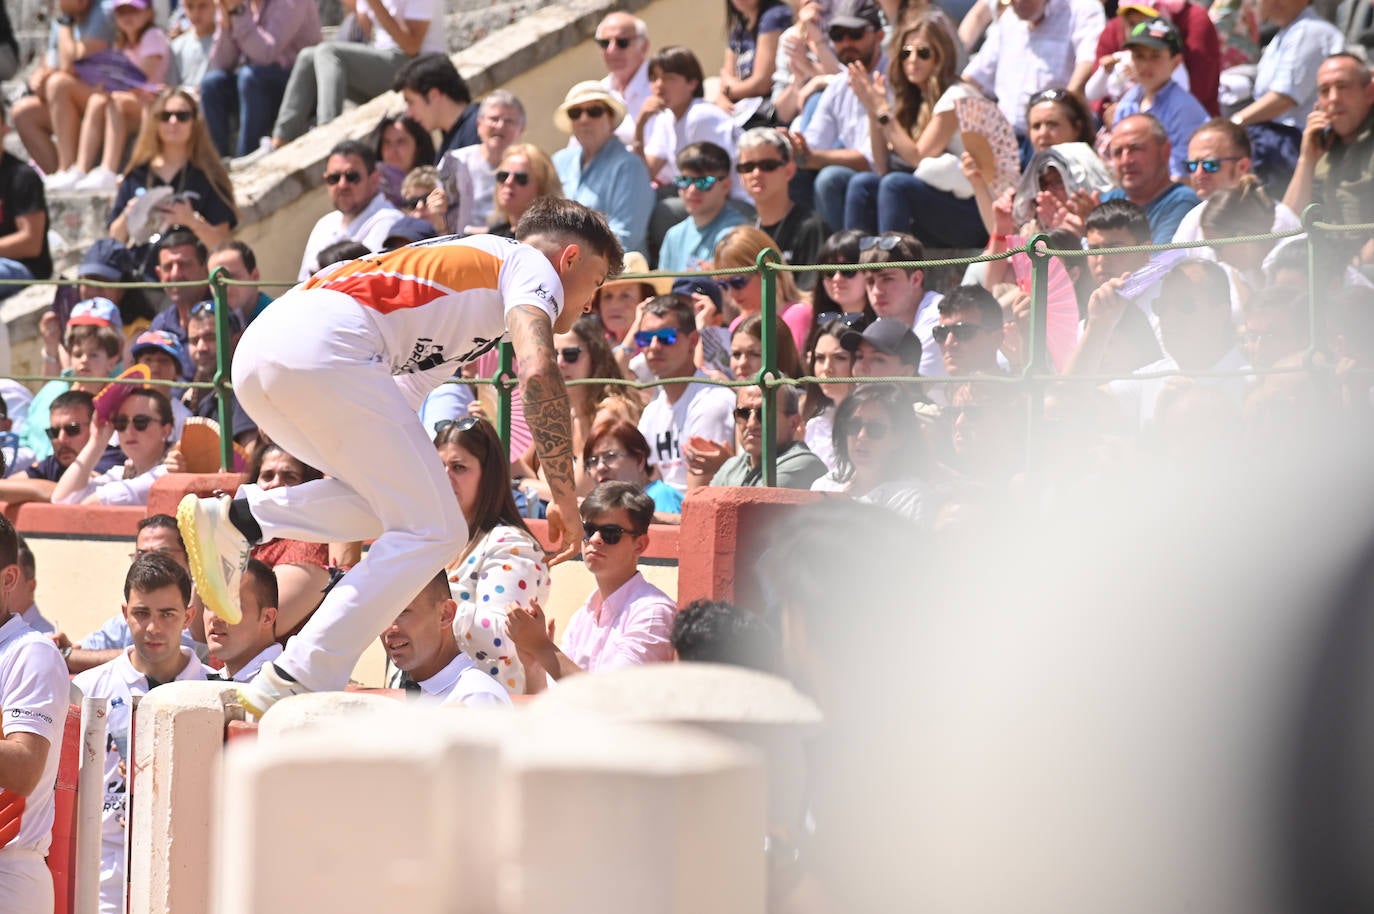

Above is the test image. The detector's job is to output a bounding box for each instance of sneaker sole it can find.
[177,493,243,624]
[234,686,269,720]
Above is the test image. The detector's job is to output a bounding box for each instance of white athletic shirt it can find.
[302,233,562,377]
[0,614,67,856]
[72,648,207,914]
[637,373,736,493]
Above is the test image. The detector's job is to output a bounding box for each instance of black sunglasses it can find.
[557,346,583,363]
[737,159,786,174]
[566,105,609,121]
[495,169,531,186]
[112,414,158,432]
[1185,156,1242,174]
[846,419,890,440]
[900,44,934,61]
[158,109,195,123]
[828,25,870,42]
[733,406,763,422]
[583,522,641,544]
[324,170,363,185]
[932,322,985,344]
[433,416,481,436]
[45,422,84,440]
[595,36,633,49]
[402,194,429,209]
[718,276,751,291]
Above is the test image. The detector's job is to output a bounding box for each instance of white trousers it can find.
[0,849,54,913]
[233,289,468,691]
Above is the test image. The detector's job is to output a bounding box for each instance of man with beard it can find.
[296,139,404,281]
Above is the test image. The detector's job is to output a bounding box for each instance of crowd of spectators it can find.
[0,0,1372,906]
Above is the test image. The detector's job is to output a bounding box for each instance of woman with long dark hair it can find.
[811,382,932,524]
[715,0,792,124]
[810,229,875,324]
[374,113,436,208]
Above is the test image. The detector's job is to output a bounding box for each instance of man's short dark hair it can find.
[124,551,191,604]
[243,558,278,612]
[137,513,184,548]
[157,228,208,265]
[649,46,706,98]
[50,389,95,420]
[0,514,18,571]
[211,239,257,273]
[317,241,371,270]
[642,293,696,335]
[938,284,1003,328]
[16,536,34,579]
[581,481,654,534]
[1085,198,1151,242]
[328,139,377,173]
[672,599,779,671]
[392,53,472,104]
[678,141,732,176]
[514,196,625,277]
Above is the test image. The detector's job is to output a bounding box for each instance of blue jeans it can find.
[846,171,987,248]
[201,64,292,157]
[0,259,34,301]
[814,165,860,236]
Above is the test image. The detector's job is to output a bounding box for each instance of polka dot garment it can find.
[449,525,550,695]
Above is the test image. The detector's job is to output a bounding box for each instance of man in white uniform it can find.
[383,571,510,706]
[72,553,208,914]
[179,197,622,718]
[0,514,67,912]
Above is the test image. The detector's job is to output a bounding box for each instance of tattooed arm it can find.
[507,304,583,564]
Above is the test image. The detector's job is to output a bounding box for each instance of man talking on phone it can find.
[1283,53,1374,227]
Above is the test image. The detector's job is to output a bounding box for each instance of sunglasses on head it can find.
[324,170,363,185]
[582,522,640,544]
[737,159,786,174]
[557,346,583,363]
[847,419,890,440]
[566,105,609,121]
[900,44,934,61]
[1185,156,1242,174]
[112,414,158,432]
[634,327,679,348]
[818,310,868,328]
[674,174,721,191]
[158,109,195,123]
[733,406,763,422]
[45,422,84,440]
[718,275,751,291]
[859,234,904,252]
[828,25,869,42]
[1029,88,1070,107]
[932,322,985,344]
[190,301,218,317]
[595,36,633,49]
[433,416,481,436]
[495,169,531,186]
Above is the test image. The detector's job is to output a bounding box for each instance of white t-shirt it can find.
[602,62,652,146]
[72,648,207,914]
[297,193,405,281]
[0,615,67,856]
[643,99,740,185]
[804,407,836,473]
[357,0,445,54]
[637,373,736,493]
[301,234,562,381]
[442,144,498,233]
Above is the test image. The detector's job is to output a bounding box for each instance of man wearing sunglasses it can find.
[593,11,651,145]
[934,285,1005,378]
[787,0,887,231]
[658,141,747,273]
[711,385,826,489]
[1172,118,1302,243]
[507,482,674,684]
[738,127,827,291]
[177,196,623,719]
[296,139,404,281]
[0,390,121,505]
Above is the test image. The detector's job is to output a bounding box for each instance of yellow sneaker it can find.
[235,663,307,720]
[177,493,250,624]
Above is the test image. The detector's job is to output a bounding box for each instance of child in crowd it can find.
[168,0,216,90]
[657,141,747,272]
[1110,18,1208,179]
[26,304,124,461]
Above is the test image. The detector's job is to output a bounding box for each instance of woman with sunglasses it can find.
[801,317,860,472]
[811,229,876,324]
[435,416,549,695]
[713,225,814,350]
[811,382,931,525]
[487,143,563,238]
[373,113,436,209]
[582,419,684,518]
[54,387,174,505]
[107,88,237,257]
[844,15,988,249]
[716,0,793,124]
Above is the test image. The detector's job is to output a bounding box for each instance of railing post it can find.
[1300,204,1325,358]
[756,248,782,487]
[1024,236,1051,474]
[208,266,233,471]
[495,341,516,451]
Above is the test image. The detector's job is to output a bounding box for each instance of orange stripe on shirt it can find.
[304,244,504,314]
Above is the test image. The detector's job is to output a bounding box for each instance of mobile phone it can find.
[1320,125,1335,149]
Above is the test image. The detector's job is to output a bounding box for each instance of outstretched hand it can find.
[544,496,583,566]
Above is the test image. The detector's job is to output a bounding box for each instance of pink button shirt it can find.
[560,572,676,673]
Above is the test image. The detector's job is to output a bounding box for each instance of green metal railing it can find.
[2,205,1367,485]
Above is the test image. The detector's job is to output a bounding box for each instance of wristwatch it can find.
[876,111,891,126]
[55,14,75,25]
[60,645,73,661]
